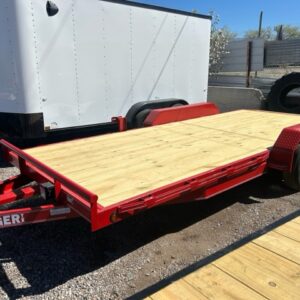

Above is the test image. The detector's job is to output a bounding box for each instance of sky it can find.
[134,0,300,36]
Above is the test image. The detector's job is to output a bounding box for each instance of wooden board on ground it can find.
[25,110,300,207]
[147,216,300,300]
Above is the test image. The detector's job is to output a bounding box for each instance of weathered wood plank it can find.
[292,217,300,225]
[253,231,300,264]
[147,218,300,300]
[274,221,300,242]
[149,279,207,300]
[214,242,300,299]
[184,264,265,299]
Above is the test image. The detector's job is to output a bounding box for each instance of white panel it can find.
[0,1,21,111]
[189,17,211,102]
[172,15,192,101]
[129,8,177,105]
[30,0,79,128]
[101,2,132,117]
[128,8,161,107]
[0,0,211,129]
[71,0,107,125]
[148,12,176,101]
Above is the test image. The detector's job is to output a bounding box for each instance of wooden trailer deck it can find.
[25,110,300,208]
[146,214,300,300]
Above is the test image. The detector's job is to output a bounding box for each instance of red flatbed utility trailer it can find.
[0,104,300,231]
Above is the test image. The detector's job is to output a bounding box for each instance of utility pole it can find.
[258,11,263,38]
[276,25,283,40]
[255,11,263,78]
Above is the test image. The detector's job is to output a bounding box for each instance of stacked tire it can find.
[268,72,300,114]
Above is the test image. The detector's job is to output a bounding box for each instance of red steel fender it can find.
[144,102,220,127]
[268,124,300,172]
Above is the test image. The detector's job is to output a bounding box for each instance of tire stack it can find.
[267,72,300,114]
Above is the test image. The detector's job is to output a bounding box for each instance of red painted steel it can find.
[112,116,127,132]
[0,205,78,229]
[144,102,219,126]
[0,139,99,226]
[268,124,300,172]
[0,174,32,193]
[0,185,39,206]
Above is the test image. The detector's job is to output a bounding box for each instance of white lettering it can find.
[3,215,11,225]
[11,214,21,224]
[0,214,25,227]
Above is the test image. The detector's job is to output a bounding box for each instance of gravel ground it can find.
[0,163,299,299]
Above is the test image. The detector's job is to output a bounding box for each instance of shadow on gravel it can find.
[0,174,296,299]
[0,161,14,169]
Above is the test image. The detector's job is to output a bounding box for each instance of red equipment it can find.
[0,104,299,231]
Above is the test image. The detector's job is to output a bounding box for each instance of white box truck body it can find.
[0,0,211,138]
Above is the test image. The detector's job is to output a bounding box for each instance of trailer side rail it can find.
[0,139,99,224]
[96,151,269,231]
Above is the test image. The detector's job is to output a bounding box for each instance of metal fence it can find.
[220,38,300,72]
[265,39,300,67]
[221,39,265,72]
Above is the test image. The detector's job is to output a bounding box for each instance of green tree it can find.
[222,26,238,41]
[244,25,300,40]
[274,25,300,39]
[209,12,236,74]
[244,26,274,40]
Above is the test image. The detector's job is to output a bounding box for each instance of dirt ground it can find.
[0,164,299,299]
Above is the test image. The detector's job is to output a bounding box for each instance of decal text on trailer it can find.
[0,214,25,227]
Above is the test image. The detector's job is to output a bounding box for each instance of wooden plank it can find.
[24,110,300,207]
[292,217,300,225]
[149,279,207,300]
[214,242,300,300]
[184,110,300,142]
[184,264,265,300]
[147,217,300,300]
[274,221,300,242]
[52,131,267,177]
[253,231,300,264]
[29,122,272,168]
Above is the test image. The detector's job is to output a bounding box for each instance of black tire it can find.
[283,146,300,191]
[126,99,188,129]
[134,109,151,128]
[267,72,300,113]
